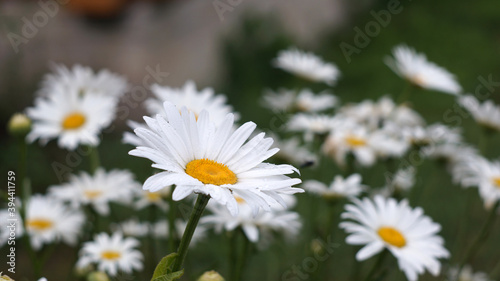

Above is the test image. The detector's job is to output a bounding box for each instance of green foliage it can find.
[151,253,184,281]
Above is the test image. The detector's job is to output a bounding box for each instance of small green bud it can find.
[87,271,110,281]
[197,270,225,281]
[7,113,31,138]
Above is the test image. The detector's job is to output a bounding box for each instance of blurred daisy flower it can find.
[303,174,366,199]
[134,187,171,211]
[49,168,139,216]
[262,89,337,113]
[25,194,85,250]
[112,219,149,238]
[77,232,143,277]
[385,44,462,95]
[389,167,416,192]
[26,84,116,150]
[152,220,208,246]
[146,80,238,125]
[201,195,301,246]
[287,114,338,142]
[273,48,340,86]
[453,156,500,209]
[458,95,500,132]
[39,64,128,100]
[447,265,493,281]
[269,134,317,167]
[129,102,303,216]
[340,196,449,281]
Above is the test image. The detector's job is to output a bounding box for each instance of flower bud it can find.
[87,271,110,281]
[7,113,31,138]
[197,270,225,281]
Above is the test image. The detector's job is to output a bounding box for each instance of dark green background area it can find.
[2,0,500,280]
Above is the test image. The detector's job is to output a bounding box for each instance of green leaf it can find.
[152,270,184,281]
[151,253,179,280]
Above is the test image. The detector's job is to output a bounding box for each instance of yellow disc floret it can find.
[378,226,406,248]
[492,177,500,189]
[27,218,54,231]
[62,112,86,130]
[101,250,122,260]
[345,135,367,147]
[185,159,237,186]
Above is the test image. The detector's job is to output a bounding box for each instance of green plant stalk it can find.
[457,201,499,275]
[88,145,101,174]
[168,188,177,254]
[171,194,210,272]
[230,228,251,281]
[363,249,388,281]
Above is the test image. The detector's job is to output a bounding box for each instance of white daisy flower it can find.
[201,195,301,246]
[340,196,450,281]
[295,89,338,112]
[447,265,493,281]
[261,88,296,112]
[129,102,303,216]
[26,84,116,150]
[322,124,377,167]
[122,120,147,147]
[39,64,128,100]
[146,80,238,125]
[423,142,477,165]
[458,95,500,131]
[303,174,366,199]
[134,187,171,211]
[389,167,415,191]
[269,134,317,167]
[112,219,149,238]
[77,232,143,277]
[453,156,500,209]
[287,114,339,142]
[369,126,409,159]
[385,44,462,95]
[49,168,139,216]
[25,194,85,250]
[0,207,23,247]
[273,48,340,86]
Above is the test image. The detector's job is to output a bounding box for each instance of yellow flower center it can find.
[27,218,53,231]
[146,191,162,202]
[101,250,122,260]
[185,159,237,185]
[410,75,426,87]
[62,112,86,130]
[84,190,103,199]
[345,135,366,147]
[235,196,246,204]
[492,177,500,188]
[378,226,406,248]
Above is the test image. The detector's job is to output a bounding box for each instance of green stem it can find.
[168,189,177,254]
[232,228,250,281]
[397,81,412,104]
[363,250,388,281]
[148,206,158,274]
[171,194,210,272]
[88,145,100,174]
[457,201,499,274]
[490,259,500,280]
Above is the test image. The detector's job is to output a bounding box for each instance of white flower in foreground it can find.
[273,48,340,85]
[0,208,23,247]
[49,168,139,216]
[458,95,500,131]
[447,265,493,281]
[27,84,116,150]
[340,196,449,281]
[287,114,338,142]
[123,120,147,147]
[453,156,500,209]
[129,102,303,216]
[39,64,128,100]
[385,44,462,95]
[25,195,85,250]
[202,195,301,246]
[146,80,238,125]
[303,174,366,199]
[77,232,143,277]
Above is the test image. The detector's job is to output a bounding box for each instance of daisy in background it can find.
[447,265,493,281]
[389,166,415,192]
[385,44,462,95]
[261,88,337,113]
[134,187,171,211]
[152,219,208,246]
[269,134,317,167]
[146,80,238,125]
[303,174,366,199]
[49,168,139,216]
[77,232,143,277]
[286,113,339,142]
[273,47,340,86]
[38,63,128,101]
[26,83,116,150]
[458,95,500,132]
[201,195,301,248]
[340,196,449,281]
[129,101,303,216]
[112,219,149,238]
[25,194,85,250]
[452,156,500,209]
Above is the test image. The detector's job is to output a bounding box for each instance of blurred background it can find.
[1,0,500,280]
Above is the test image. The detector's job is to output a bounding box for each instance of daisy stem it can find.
[230,227,251,281]
[363,249,388,281]
[397,81,412,104]
[168,190,177,253]
[88,145,100,174]
[457,201,499,275]
[171,194,210,272]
